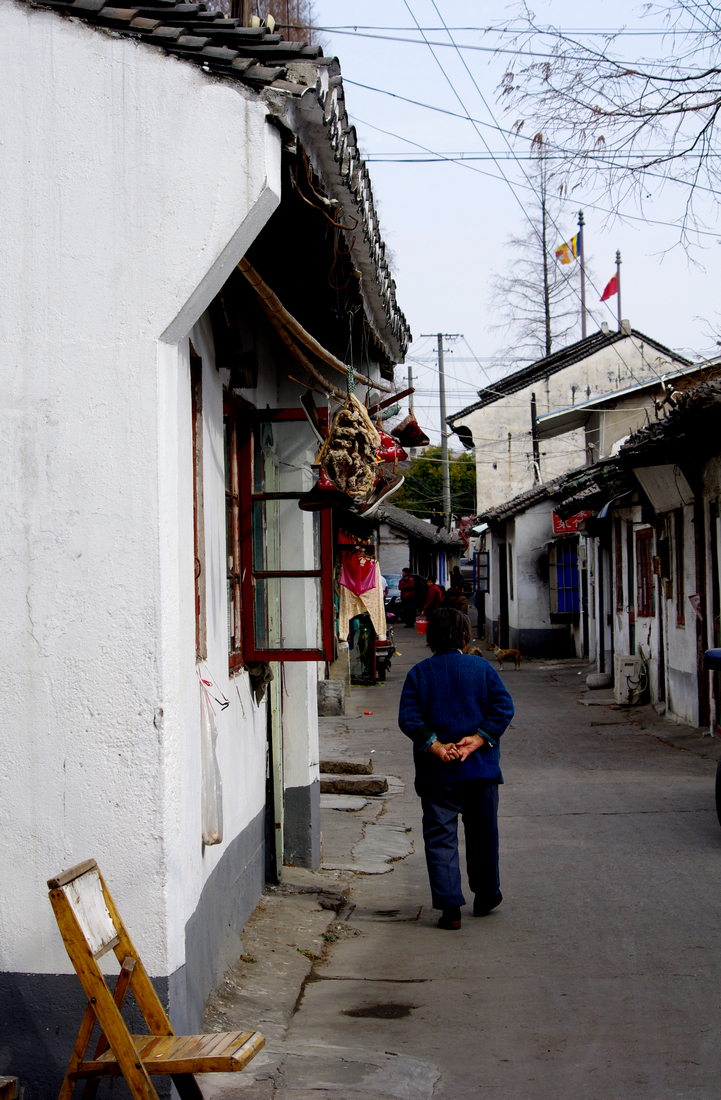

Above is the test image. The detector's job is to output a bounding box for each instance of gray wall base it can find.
[1,810,266,1098]
[284,780,320,870]
[509,626,573,658]
[0,971,171,1099]
[179,806,265,1032]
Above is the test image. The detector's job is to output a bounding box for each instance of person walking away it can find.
[442,586,468,615]
[398,567,416,628]
[450,565,464,589]
[398,608,514,930]
[411,573,428,618]
[421,576,442,619]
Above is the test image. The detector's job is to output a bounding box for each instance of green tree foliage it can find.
[394,448,476,521]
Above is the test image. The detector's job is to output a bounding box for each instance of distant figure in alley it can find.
[398,608,515,931]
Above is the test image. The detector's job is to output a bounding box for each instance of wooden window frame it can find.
[224,397,244,670]
[675,508,685,626]
[240,407,334,663]
[636,527,655,619]
[191,344,207,662]
[475,551,489,594]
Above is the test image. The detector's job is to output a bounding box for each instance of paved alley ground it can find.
[204,627,721,1100]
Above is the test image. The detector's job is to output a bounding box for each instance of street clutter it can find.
[200,629,721,1100]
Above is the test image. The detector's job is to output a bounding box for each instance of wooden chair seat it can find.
[48,859,265,1100]
[75,1030,264,1079]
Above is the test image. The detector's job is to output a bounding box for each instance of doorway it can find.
[498,543,509,648]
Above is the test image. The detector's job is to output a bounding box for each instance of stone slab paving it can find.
[204,624,721,1099]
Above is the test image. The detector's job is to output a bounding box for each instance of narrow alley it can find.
[203,628,721,1100]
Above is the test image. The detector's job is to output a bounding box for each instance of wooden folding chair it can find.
[48,859,264,1100]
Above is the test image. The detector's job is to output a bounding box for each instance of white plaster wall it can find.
[283,663,320,792]
[485,532,503,640]
[461,336,685,509]
[162,316,266,983]
[513,508,552,636]
[0,0,280,979]
[661,503,700,725]
[584,536,597,666]
[585,395,656,459]
[610,506,663,703]
[378,524,409,575]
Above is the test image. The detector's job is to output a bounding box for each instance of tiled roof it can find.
[620,377,721,459]
[28,0,324,76]
[448,329,692,425]
[377,504,463,546]
[475,469,584,524]
[23,0,411,360]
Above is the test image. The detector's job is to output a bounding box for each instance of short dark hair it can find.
[426,607,472,654]
[402,567,410,574]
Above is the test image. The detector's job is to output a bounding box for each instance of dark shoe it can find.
[473,892,502,917]
[437,906,462,930]
[298,471,350,511]
[356,472,404,517]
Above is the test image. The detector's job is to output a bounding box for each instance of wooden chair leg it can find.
[82,958,136,1100]
[58,1002,97,1100]
[170,1075,205,1100]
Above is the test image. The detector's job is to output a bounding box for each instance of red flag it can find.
[600,274,618,302]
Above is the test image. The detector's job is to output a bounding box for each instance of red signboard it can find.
[553,510,590,536]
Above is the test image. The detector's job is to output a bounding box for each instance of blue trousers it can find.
[419,779,500,909]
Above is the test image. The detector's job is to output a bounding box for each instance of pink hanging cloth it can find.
[340,551,378,595]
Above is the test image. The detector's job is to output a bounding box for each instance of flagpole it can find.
[579,210,587,339]
[616,250,622,332]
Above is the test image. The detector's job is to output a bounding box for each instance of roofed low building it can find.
[448,323,691,511]
[377,504,463,586]
[0,3,409,1092]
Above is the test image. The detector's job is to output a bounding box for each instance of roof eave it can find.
[270,65,411,365]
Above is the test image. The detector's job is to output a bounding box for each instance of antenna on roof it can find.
[616,251,622,333]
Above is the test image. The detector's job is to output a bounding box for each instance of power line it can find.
[397,2,688,395]
[299,24,716,36]
[297,25,715,66]
[349,112,721,235]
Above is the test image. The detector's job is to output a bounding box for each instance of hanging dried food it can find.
[319,394,382,498]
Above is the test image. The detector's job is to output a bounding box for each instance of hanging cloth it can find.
[340,550,377,595]
[338,561,387,641]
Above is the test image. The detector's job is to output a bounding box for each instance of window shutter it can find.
[549,543,559,614]
[239,407,335,662]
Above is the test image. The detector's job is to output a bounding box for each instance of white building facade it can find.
[449,326,691,511]
[0,3,409,1094]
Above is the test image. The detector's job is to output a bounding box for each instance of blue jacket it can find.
[398,650,514,787]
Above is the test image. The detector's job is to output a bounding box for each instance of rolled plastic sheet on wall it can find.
[200,683,224,845]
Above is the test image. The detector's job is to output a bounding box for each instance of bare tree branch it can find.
[497,1,721,239]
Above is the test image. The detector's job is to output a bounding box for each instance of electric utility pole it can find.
[421,332,460,532]
[578,209,587,340]
[438,333,451,531]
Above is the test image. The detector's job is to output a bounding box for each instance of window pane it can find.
[252,500,320,571]
[254,576,323,650]
[253,420,318,493]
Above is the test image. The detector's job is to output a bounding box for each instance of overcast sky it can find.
[313,1,721,444]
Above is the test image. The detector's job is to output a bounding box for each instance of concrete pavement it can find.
[204,624,721,1100]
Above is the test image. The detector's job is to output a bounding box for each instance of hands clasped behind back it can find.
[428,733,486,764]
